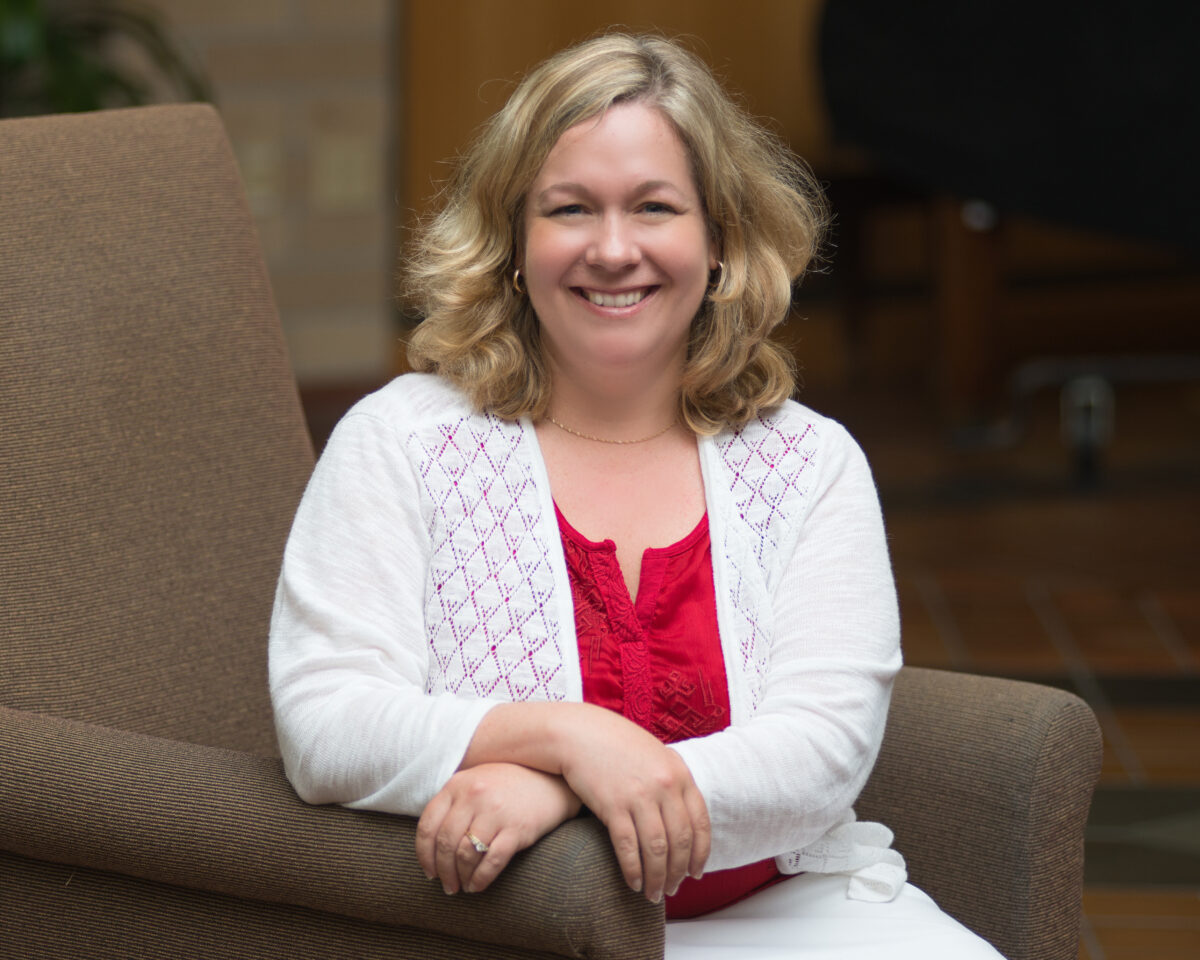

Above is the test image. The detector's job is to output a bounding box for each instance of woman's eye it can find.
[641,202,677,215]
[551,203,586,216]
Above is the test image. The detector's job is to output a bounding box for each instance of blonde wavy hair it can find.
[404,32,827,434]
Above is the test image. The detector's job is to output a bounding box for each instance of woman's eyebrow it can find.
[534,182,589,202]
[535,179,688,202]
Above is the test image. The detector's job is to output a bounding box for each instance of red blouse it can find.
[556,505,782,919]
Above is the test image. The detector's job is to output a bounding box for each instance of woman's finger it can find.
[433,806,477,894]
[605,811,646,894]
[462,827,519,893]
[415,790,452,881]
[454,826,494,889]
[630,803,670,903]
[660,791,694,897]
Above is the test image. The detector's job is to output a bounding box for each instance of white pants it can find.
[666,873,1006,959]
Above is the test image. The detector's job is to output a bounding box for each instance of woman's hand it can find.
[459,701,712,904]
[555,707,711,904]
[416,762,582,895]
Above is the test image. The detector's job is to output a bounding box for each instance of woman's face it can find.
[521,101,717,382]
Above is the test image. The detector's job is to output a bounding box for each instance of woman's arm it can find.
[445,700,711,903]
[273,390,729,905]
[670,421,902,871]
[269,408,497,815]
[412,699,710,902]
[271,400,705,903]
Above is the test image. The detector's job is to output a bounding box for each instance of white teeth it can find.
[584,288,648,308]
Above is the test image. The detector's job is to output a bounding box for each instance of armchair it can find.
[0,105,1100,960]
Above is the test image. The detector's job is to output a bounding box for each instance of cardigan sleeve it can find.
[669,422,902,872]
[268,409,498,815]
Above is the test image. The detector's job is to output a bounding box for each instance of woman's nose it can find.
[586,214,640,269]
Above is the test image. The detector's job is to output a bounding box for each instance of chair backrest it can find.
[0,105,315,756]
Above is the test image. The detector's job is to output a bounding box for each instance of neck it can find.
[545,356,683,441]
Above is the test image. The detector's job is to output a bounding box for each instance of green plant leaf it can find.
[0,0,210,116]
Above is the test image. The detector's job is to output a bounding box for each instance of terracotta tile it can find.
[1083,887,1200,959]
[1112,709,1200,784]
[1089,926,1200,959]
[1053,584,1181,673]
[896,576,958,669]
[887,493,1200,591]
[935,572,1067,673]
[1077,913,1102,960]
[1084,887,1200,917]
[1151,589,1200,666]
[1098,739,1135,785]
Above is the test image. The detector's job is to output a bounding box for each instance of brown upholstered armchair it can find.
[0,106,1101,960]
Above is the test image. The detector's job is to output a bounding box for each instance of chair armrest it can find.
[856,666,1102,960]
[0,705,663,960]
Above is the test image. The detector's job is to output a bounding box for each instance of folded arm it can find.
[670,424,901,870]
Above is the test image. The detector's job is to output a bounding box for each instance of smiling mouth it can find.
[579,287,653,308]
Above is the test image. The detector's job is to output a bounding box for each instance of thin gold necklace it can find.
[547,416,676,445]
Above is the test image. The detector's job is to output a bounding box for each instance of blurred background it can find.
[4,1,1197,955]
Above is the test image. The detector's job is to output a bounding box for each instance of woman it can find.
[270,33,1004,958]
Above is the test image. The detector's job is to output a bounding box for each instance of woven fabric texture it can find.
[857,667,1103,960]
[0,705,662,959]
[0,105,313,755]
[2,851,570,960]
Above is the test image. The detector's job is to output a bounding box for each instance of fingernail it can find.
[651,891,663,904]
[442,884,455,895]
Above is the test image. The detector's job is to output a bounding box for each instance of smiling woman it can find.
[270,32,1006,960]
[522,102,716,412]
[403,32,823,433]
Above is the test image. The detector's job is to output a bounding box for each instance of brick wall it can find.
[139,0,396,384]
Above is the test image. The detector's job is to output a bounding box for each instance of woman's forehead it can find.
[531,102,695,191]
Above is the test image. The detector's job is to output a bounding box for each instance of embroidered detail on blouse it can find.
[559,530,655,726]
[657,669,725,742]
[408,414,566,702]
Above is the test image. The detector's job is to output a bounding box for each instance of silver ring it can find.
[466,831,489,854]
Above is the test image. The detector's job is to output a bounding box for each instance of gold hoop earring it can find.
[709,260,726,291]
[512,268,525,295]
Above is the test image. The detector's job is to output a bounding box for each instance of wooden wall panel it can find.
[397,0,829,223]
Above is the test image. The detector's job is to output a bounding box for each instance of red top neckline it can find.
[554,502,709,558]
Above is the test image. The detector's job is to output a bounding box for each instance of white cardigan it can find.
[269,373,906,899]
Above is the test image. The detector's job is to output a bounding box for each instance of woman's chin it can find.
[554,340,686,379]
